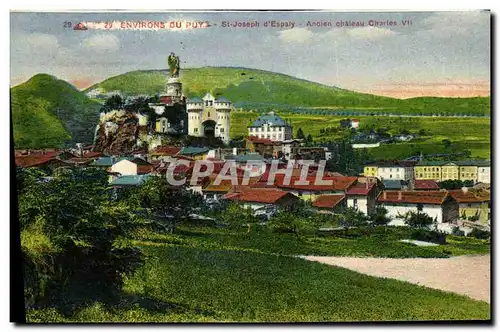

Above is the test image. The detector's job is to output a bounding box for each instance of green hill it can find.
[87,67,490,115]
[11,74,101,148]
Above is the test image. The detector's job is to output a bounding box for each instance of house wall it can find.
[477,167,491,184]
[110,160,138,176]
[441,164,460,181]
[216,109,231,143]
[379,203,444,223]
[188,109,203,136]
[363,166,378,177]
[248,124,293,142]
[347,196,368,215]
[414,166,442,181]
[459,166,478,182]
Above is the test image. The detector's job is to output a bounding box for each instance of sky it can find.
[10,10,490,98]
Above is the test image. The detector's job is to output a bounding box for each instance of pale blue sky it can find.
[10,10,490,97]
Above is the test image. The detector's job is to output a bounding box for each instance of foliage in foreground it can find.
[18,167,144,311]
[26,245,490,322]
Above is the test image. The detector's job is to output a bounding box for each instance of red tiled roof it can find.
[82,151,102,158]
[276,176,357,192]
[414,180,440,190]
[345,182,375,196]
[247,136,274,144]
[15,155,54,168]
[137,164,154,174]
[150,146,181,156]
[312,194,346,209]
[448,190,490,203]
[377,191,449,205]
[223,188,296,204]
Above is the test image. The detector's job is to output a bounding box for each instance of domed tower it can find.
[214,96,232,144]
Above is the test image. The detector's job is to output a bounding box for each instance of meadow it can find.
[26,225,490,322]
[231,111,491,160]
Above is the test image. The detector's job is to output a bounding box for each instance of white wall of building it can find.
[380,203,444,223]
[248,123,292,141]
[347,197,368,215]
[377,166,414,181]
[111,160,138,176]
[478,166,491,184]
[187,93,232,143]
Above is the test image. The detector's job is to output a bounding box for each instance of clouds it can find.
[81,34,120,53]
[12,33,59,56]
[277,26,397,45]
[278,28,314,44]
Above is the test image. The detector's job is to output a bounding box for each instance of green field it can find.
[26,225,490,322]
[232,111,491,160]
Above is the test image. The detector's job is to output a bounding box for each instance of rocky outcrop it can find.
[93,112,143,155]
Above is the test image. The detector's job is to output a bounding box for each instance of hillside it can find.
[87,67,490,115]
[11,74,101,148]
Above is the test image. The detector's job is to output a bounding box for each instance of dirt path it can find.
[301,255,490,303]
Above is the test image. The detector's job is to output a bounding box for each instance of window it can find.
[194,128,198,133]
[353,198,358,209]
[417,203,423,212]
[220,128,224,133]
[209,101,213,106]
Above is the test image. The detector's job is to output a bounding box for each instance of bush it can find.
[452,226,465,237]
[411,229,447,244]
[468,228,490,240]
[404,212,436,228]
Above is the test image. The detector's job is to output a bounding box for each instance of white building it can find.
[345,182,378,216]
[375,161,416,181]
[110,158,153,176]
[247,112,293,142]
[377,191,459,224]
[187,93,232,143]
[477,166,491,184]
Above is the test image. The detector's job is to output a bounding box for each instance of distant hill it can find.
[86,67,490,115]
[86,67,398,109]
[11,74,101,148]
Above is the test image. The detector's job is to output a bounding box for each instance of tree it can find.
[124,96,153,114]
[103,94,124,111]
[268,210,314,239]
[306,134,313,143]
[129,176,203,233]
[439,179,464,189]
[296,128,305,140]
[404,211,435,228]
[219,203,259,233]
[340,207,369,228]
[370,207,391,226]
[18,167,143,310]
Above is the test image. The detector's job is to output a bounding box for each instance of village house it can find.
[223,188,299,212]
[148,145,181,162]
[376,191,459,224]
[274,175,358,201]
[364,160,416,181]
[414,180,440,191]
[247,112,293,142]
[449,188,490,224]
[110,157,154,176]
[345,182,378,216]
[178,146,210,160]
[415,160,490,183]
[312,194,346,214]
[477,163,491,184]
[245,136,282,158]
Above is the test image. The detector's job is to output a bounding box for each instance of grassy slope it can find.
[231,111,491,160]
[87,67,490,115]
[11,74,101,148]
[27,226,490,322]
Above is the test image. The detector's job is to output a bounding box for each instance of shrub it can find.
[411,229,447,244]
[469,228,490,240]
[404,211,436,228]
[451,226,465,237]
[369,207,391,226]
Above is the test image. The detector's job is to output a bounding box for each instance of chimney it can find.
[398,191,403,200]
[233,147,237,156]
[461,186,468,194]
[383,191,387,199]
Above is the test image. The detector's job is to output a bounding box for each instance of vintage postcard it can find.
[10,10,491,323]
